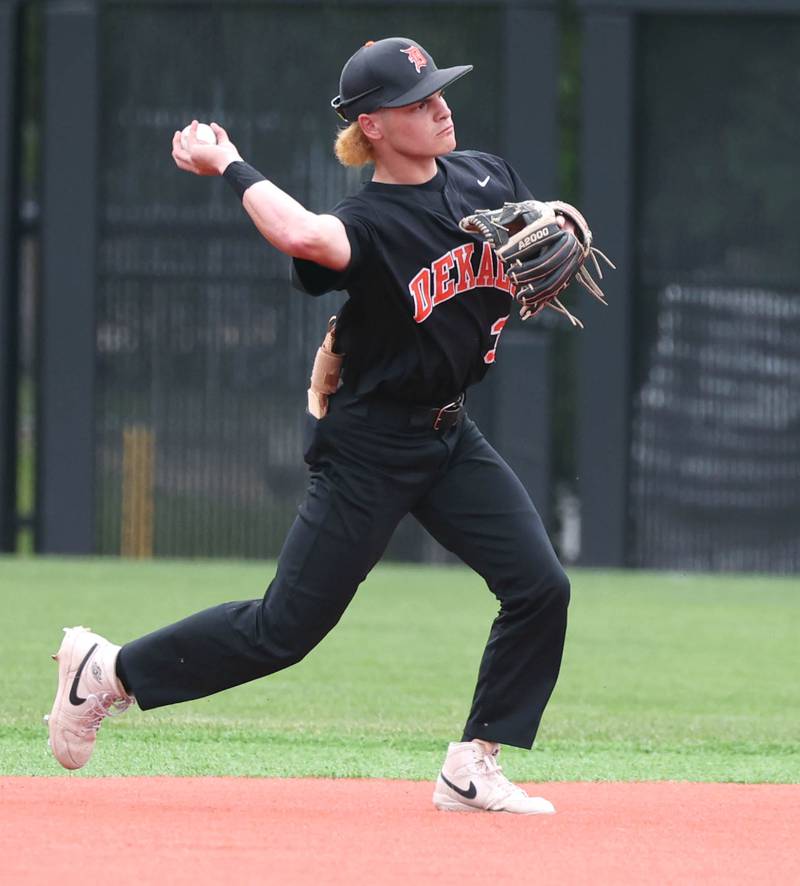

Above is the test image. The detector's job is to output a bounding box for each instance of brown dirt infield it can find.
[2,778,797,885]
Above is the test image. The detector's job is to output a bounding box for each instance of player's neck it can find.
[371,154,438,186]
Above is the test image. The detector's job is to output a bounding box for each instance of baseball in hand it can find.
[181,122,217,150]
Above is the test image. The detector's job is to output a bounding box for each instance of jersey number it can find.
[483,315,509,364]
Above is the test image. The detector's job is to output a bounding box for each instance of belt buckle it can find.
[433,393,464,431]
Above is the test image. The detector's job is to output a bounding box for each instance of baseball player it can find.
[46,38,578,815]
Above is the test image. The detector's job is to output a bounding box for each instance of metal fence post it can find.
[576,8,635,566]
[475,0,557,531]
[38,0,98,553]
[0,0,21,553]
[503,1,558,196]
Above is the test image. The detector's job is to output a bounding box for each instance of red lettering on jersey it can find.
[452,243,476,294]
[409,268,433,323]
[475,241,496,287]
[490,316,508,336]
[431,252,456,306]
[484,314,510,364]
[408,242,516,323]
[401,46,428,74]
[494,255,513,292]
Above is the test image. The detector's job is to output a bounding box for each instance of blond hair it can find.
[334,122,374,168]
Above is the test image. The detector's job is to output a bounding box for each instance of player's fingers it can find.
[172,131,191,164]
[183,119,199,147]
[555,215,578,237]
[210,122,229,144]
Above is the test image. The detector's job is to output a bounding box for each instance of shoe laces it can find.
[470,746,528,802]
[79,692,133,736]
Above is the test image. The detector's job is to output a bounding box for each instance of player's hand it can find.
[557,215,577,237]
[171,120,243,177]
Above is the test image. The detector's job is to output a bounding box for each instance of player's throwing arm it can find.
[171,119,351,271]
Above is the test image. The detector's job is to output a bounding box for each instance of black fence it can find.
[0,0,20,553]
[3,0,559,560]
[629,12,800,571]
[2,0,800,572]
[578,0,800,572]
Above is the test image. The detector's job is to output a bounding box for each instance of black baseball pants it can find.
[118,389,569,749]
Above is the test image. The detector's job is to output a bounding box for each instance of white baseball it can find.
[181,122,217,150]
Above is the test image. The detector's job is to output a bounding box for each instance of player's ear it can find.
[358,112,383,143]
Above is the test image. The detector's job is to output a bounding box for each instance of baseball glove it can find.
[459,200,614,327]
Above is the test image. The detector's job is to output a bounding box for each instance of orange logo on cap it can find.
[401,46,428,74]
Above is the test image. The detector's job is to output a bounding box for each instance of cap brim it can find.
[380,64,473,108]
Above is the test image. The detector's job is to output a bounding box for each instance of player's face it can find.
[377,91,457,158]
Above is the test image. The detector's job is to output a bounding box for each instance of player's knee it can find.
[500,563,569,616]
[277,646,313,669]
[548,566,571,610]
[516,563,570,610]
[254,633,320,673]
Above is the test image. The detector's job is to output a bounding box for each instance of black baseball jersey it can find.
[293,150,533,406]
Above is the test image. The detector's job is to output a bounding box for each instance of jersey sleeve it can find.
[291,207,374,296]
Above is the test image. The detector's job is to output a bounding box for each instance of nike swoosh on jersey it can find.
[477,176,490,187]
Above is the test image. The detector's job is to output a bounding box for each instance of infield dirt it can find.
[2,777,798,884]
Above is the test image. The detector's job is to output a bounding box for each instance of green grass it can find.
[0,557,797,781]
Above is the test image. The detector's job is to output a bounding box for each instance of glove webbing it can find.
[521,246,616,327]
[576,247,616,305]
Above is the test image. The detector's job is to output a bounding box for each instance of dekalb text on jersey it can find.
[408,241,515,323]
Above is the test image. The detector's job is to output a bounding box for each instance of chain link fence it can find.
[95,3,508,558]
[630,14,800,571]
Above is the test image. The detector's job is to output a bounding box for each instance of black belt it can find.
[363,392,466,432]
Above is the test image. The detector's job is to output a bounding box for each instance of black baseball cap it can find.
[331,37,472,122]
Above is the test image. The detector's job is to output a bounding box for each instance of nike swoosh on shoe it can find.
[68,643,98,706]
[440,771,478,799]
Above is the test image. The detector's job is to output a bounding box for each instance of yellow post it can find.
[121,425,155,558]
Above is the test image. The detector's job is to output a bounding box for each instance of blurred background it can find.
[0,0,798,571]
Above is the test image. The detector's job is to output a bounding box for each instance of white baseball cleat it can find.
[44,626,134,770]
[433,739,555,814]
